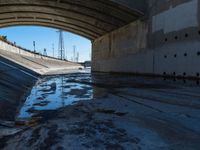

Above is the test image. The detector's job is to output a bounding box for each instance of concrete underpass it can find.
[0,0,200,150]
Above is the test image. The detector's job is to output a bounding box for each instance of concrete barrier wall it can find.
[92,0,200,78]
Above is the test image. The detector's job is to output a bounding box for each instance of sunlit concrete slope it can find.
[0,40,82,75]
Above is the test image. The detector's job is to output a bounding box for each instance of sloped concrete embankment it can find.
[0,56,38,121]
[0,49,82,75]
[0,39,82,75]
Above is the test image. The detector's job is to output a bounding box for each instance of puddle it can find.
[17,72,93,119]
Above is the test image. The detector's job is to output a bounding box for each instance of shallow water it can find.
[17,69,200,120]
[17,72,93,119]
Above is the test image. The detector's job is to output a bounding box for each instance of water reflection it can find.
[17,71,171,119]
[18,73,93,119]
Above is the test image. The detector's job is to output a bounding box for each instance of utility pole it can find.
[73,45,76,62]
[43,48,47,56]
[33,41,36,53]
[57,30,65,60]
[52,44,55,57]
[76,52,79,62]
[89,53,91,59]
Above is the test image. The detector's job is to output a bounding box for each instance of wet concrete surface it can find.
[1,70,200,150]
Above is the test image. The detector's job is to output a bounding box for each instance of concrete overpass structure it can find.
[0,0,146,40]
[1,0,199,78]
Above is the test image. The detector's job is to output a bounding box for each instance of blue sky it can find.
[0,26,91,62]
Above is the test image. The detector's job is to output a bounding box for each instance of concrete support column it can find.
[92,20,152,74]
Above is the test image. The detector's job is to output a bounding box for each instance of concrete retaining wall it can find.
[92,0,200,78]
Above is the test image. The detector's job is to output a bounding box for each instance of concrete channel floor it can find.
[1,72,200,150]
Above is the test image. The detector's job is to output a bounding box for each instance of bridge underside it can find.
[1,0,198,79]
[0,0,145,40]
